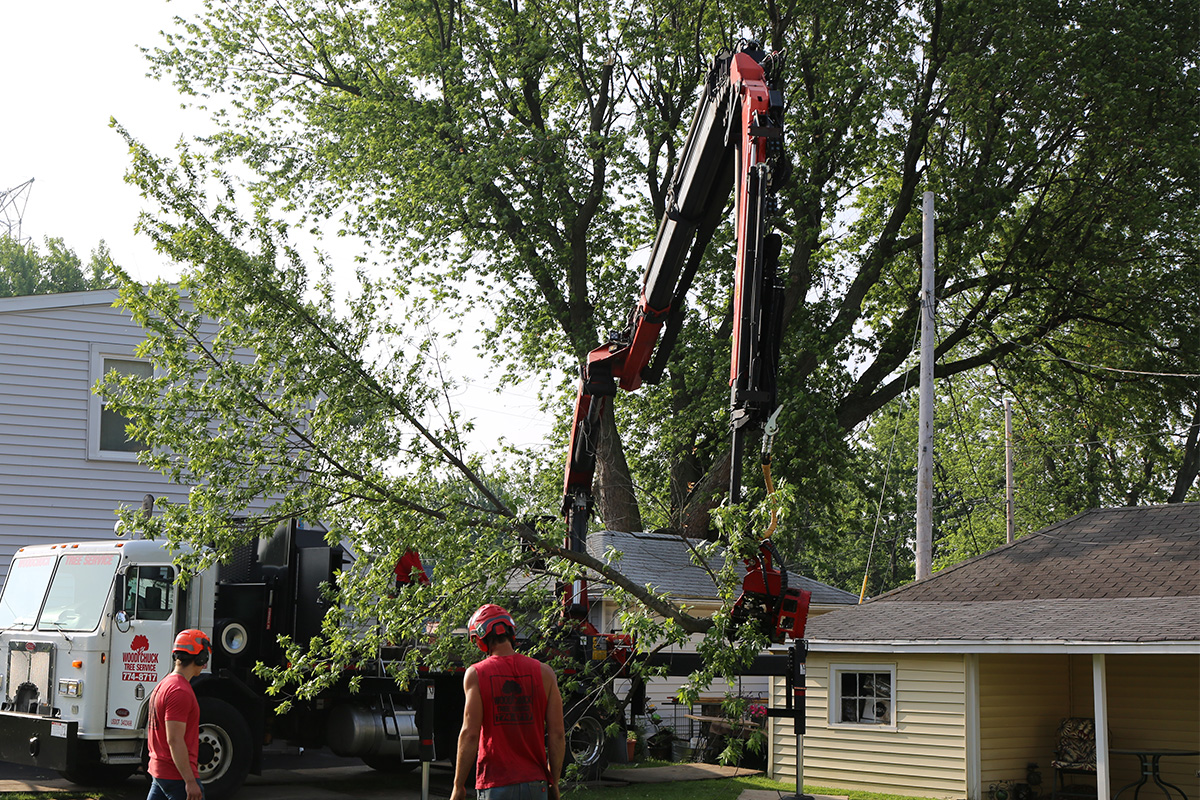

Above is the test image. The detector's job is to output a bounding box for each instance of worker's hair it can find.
[482,625,515,651]
[172,650,209,668]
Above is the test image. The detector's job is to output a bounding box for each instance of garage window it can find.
[830,664,895,729]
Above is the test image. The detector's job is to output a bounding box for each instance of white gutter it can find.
[807,639,1200,655]
[0,287,122,312]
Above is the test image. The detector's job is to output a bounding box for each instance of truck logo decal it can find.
[115,708,129,717]
[121,637,159,682]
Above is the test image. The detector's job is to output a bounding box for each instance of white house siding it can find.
[0,293,193,585]
[605,600,771,742]
[771,652,967,798]
[978,654,1070,787]
[605,602,851,745]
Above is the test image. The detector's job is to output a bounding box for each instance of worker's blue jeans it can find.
[146,777,205,800]
[478,780,548,800]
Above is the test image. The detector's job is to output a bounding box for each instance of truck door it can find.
[106,565,177,730]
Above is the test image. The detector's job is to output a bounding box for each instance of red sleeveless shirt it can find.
[473,652,550,789]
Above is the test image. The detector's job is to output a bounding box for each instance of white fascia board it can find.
[0,285,187,315]
[0,288,123,313]
[806,639,1200,655]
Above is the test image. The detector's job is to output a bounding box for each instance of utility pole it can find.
[1005,397,1015,544]
[915,192,935,581]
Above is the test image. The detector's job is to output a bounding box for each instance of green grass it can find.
[577,762,930,800]
[0,767,932,800]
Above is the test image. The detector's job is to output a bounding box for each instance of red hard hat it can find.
[173,629,212,659]
[467,604,515,653]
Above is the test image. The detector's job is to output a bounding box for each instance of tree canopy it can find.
[103,0,1200,698]
[0,236,112,297]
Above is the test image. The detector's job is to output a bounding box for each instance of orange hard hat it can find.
[173,629,212,664]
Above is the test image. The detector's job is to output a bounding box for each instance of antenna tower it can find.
[0,178,35,245]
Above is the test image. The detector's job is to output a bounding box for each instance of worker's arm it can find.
[543,662,565,800]
[450,666,482,800]
[165,719,202,800]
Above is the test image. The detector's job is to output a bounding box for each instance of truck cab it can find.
[0,538,210,784]
[0,524,447,800]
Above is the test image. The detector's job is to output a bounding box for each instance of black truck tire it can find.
[564,707,609,782]
[197,696,252,800]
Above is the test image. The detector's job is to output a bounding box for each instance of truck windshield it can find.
[38,553,122,632]
[0,556,57,630]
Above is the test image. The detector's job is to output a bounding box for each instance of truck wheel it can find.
[197,696,252,800]
[564,708,609,782]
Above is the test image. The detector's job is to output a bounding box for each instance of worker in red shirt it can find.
[451,604,565,800]
[146,629,211,800]
[394,549,430,588]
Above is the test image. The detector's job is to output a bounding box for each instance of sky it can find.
[1,0,208,279]
[0,1,556,457]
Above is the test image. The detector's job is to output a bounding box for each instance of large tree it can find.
[144,0,1198,540]
[102,0,1198,695]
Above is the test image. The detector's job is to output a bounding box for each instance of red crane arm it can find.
[560,42,790,626]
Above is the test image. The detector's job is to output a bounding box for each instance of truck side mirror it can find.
[115,570,130,614]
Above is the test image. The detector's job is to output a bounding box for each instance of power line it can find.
[1046,357,1200,380]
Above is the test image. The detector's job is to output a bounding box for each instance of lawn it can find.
[598,760,928,800]
[0,786,929,800]
[0,766,930,800]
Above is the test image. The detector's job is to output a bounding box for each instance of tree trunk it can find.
[678,451,731,540]
[1169,398,1200,503]
[594,409,643,532]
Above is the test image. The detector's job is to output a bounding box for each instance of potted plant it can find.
[626,723,644,761]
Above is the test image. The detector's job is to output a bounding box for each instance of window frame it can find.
[828,662,897,731]
[87,345,153,462]
[120,565,176,622]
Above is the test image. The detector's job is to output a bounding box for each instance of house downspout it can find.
[1093,654,1111,797]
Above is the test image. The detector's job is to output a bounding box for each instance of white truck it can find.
[0,521,466,799]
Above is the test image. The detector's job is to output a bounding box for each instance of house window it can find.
[88,347,153,461]
[830,664,895,728]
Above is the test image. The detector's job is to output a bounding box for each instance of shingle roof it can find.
[806,504,1200,648]
[877,503,1200,602]
[809,597,1200,644]
[585,530,858,606]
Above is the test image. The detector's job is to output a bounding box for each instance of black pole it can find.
[779,641,813,800]
[419,681,435,800]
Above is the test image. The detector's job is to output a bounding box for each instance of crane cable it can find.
[859,319,923,602]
